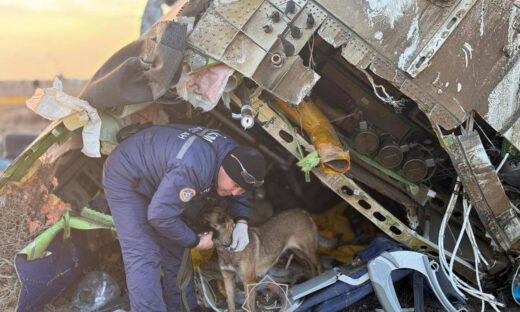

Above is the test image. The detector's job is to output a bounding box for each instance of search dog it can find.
[204,207,323,312]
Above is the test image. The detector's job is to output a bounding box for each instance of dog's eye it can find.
[217,215,226,224]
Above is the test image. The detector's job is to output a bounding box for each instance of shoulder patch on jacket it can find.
[179,188,196,202]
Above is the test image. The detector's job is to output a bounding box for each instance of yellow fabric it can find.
[191,247,215,268]
[312,202,365,263]
[274,97,350,174]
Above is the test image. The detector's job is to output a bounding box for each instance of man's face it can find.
[216,166,246,197]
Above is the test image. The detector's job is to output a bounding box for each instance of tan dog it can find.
[204,207,323,312]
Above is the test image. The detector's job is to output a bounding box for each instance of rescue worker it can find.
[103,124,266,311]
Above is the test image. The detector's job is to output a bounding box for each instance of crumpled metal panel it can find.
[282,1,328,54]
[252,54,301,90]
[187,1,322,104]
[411,0,519,131]
[317,16,351,48]
[215,0,263,28]
[428,104,460,130]
[314,0,469,73]
[480,53,520,150]
[222,33,267,77]
[443,131,520,252]
[270,0,307,21]
[242,1,288,50]
[186,9,238,59]
[369,56,408,88]
[313,0,520,136]
[340,36,376,69]
[271,56,320,104]
[405,0,478,77]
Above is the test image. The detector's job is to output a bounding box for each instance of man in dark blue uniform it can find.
[103,124,266,311]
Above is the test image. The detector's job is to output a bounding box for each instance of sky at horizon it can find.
[0,0,149,81]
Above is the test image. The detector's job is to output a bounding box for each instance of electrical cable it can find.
[496,152,510,173]
[359,68,403,112]
[438,180,504,310]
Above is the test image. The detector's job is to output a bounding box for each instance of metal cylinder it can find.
[353,121,379,155]
[401,146,431,182]
[377,134,403,169]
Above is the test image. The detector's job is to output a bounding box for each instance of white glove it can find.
[230,222,249,252]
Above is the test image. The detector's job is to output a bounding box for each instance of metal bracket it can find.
[405,0,479,77]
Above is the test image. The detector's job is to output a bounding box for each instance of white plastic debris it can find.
[72,271,121,312]
[26,77,102,158]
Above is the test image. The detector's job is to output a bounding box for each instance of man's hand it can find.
[230,222,249,252]
[194,232,213,250]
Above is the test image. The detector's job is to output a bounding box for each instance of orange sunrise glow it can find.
[0,0,148,81]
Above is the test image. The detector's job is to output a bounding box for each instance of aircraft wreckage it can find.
[2,0,520,310]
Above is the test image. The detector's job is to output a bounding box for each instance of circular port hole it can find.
[341,186,353,196]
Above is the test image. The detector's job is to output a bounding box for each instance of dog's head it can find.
[203,206,235,247]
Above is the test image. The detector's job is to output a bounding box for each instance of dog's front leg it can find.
[240,266,257,312]
[221,270,236,312]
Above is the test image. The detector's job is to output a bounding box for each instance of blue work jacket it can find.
[105,124,249,247]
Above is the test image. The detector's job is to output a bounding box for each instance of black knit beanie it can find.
[221,146,266,191]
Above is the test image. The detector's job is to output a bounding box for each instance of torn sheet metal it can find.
[405,0,479,77]
[411,0,519,131]
[187,9,238,59]
[251,94,477,282]
[481,52,520,150]
[443,131,520,252]
[270,56,320,104]
[280,1,327,54]
[314,0,476,74]
[317,16,351,48]
[187,1,323,104]
[313,0,520,135]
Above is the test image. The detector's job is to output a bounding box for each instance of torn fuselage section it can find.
[443,131,520,253]
[186,0,321,104]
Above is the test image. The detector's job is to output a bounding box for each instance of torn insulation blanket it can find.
[274,97,351,174]
[176,63,234,111]
[78,20,187,108]
[26,78,101,158]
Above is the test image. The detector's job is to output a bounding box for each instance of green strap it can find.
[176,248,193,312]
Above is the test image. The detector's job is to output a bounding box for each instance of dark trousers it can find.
[103,171,197,312]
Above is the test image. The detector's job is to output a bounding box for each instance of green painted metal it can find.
[0,121,73,189]
[19,207,115,261]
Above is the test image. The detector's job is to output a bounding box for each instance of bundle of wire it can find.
[437,179,504,311]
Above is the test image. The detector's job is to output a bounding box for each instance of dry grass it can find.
[0,163,56,310]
